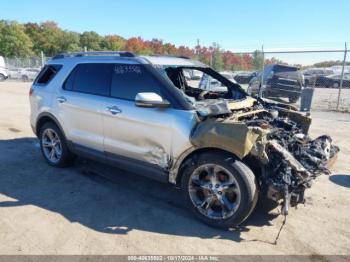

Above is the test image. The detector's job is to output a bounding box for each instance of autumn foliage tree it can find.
[0,19,292,70]
[102,35,126,51]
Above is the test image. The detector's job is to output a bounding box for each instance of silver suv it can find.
[30,52,338,228]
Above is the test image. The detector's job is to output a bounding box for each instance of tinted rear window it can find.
[64,63,112,96]
[35,64,62,84]
[273,65,298,73]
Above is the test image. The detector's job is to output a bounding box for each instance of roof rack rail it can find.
[52,51,136,59]
[148,54,191,59]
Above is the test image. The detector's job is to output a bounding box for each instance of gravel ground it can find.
[0,82,349,255]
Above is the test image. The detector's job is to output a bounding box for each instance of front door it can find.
[102,64,173,172]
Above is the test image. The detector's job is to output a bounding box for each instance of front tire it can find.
[39,122,75,167]
[0,74,5,82]
[181,151,258,228]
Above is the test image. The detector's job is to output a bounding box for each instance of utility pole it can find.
[196,39,200,59]
[336,42,347,111]
[210,42,218,68]
[40,51,44,68]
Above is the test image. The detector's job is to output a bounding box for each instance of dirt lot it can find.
[0,82,349,255]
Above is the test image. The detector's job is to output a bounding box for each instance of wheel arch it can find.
[170,147,241,186]
[35,113,66,140]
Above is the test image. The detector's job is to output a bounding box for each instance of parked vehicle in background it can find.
[0,56,8,81]
[234,71,257,84]
[7,68,23,80]
[198,71,237,92]
[248,64,304,103]
[303,68,334,87]
[317,73,350,88]
[21,68,41,81]
[191,70,203,80]
[183,69,192,81]
[331,65,350,74]
[219,71,237,83]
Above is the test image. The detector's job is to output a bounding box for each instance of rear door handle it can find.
[107,105,122,115]
[56,96,67,103]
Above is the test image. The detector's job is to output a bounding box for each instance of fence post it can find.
[336,42,347,111]
[259,45,265,98]
[41,51,45,68]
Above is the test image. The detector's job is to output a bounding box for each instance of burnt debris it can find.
[244,107,339,214]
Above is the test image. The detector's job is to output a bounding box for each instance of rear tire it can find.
[180,151,258,228]
[39,122,75,167]
[0,74,5,82]
[332,82,340,88]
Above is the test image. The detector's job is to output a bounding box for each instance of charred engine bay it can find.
[196,99,339,214]
[244,107,339,214]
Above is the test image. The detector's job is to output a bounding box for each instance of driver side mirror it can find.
[135,92,170,108]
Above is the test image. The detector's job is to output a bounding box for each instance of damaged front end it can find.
[191,98,339,215]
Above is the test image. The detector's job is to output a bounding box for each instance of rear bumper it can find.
[266,86,302,98]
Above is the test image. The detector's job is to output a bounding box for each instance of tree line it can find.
[1,20,342,71]
[0,20,267,71]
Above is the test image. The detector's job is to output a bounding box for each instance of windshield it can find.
[155,65,247,103]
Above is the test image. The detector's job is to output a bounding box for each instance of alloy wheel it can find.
[42,128,62,163]
[188,164,241,220]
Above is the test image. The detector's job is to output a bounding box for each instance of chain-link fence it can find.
[1,48,350,112]
[230,48,349,112]
[2,55,51,82]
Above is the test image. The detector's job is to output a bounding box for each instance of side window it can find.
[35,64,62,84]
[64,63,112,96]
[110,64,162,100]
[64,67,76,91]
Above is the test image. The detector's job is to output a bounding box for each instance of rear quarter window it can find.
[63,63,112,96]
[35,64,62,85]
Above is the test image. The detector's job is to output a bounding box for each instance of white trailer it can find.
[0,56,8,81]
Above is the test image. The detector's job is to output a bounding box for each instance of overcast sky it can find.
[1,0,349,65]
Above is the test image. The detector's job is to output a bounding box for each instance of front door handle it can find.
[56,96,67,103]
[107,105,122,115]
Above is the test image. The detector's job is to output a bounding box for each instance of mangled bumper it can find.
[263,136,339,214]
[190,106,339,214]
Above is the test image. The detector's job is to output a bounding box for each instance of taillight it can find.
[29,87,34,96]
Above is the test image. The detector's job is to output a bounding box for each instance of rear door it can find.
[54,63,112,153]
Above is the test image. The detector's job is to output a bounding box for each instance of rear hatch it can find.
[269,65,302,92]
